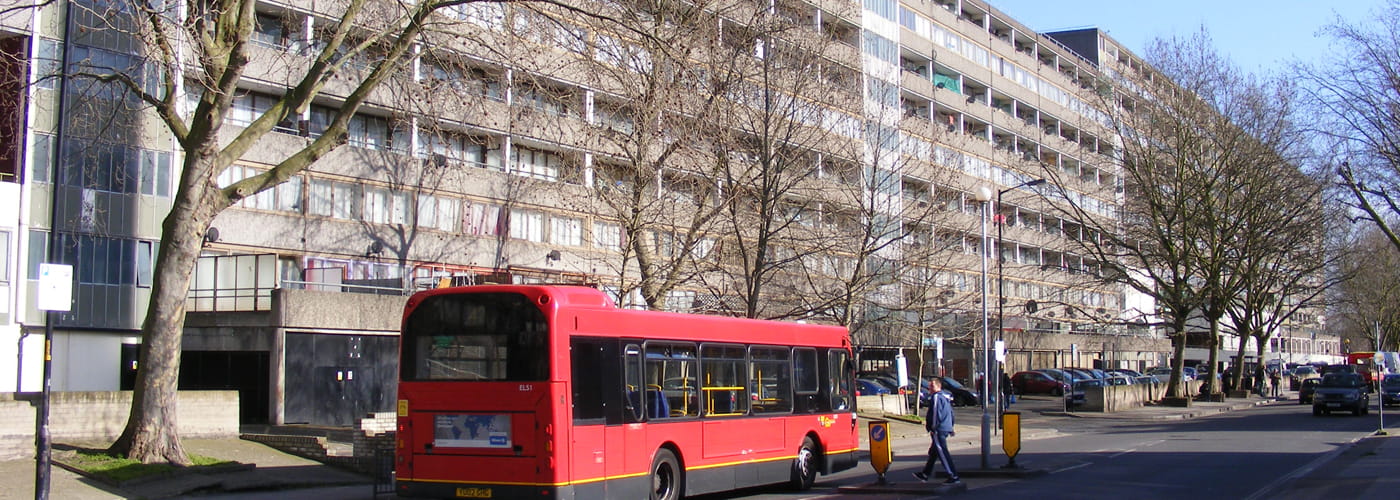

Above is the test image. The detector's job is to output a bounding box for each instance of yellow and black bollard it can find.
[1001,411,1022,469]
[868,419,892,484]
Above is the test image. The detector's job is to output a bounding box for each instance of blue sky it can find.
[987,1,1388,74]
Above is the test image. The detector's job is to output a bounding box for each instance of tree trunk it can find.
[107,176,220,465]
[1167,325,1189,398]
[1230,333,1250,391]
[1206,319,1222,395]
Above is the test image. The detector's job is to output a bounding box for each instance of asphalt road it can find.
[187,396,1383,500]
[955,403,1377,500]
[689,398,1381,500]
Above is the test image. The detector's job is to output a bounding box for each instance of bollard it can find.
[867,420,892,484]
[1001,411,1022,469]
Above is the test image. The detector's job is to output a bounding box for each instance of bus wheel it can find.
[789,437,818,490]
[650,449,681,500]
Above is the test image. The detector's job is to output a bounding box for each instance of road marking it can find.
[1051,462,1091,474]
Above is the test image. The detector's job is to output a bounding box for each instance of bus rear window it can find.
[401,292,549,381]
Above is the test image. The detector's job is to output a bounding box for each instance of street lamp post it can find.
[994,179,1046,430]
[972,185,993,470]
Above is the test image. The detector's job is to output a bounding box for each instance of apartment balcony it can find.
[186,253,410,313]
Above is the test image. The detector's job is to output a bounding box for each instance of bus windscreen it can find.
[401,292,549,381]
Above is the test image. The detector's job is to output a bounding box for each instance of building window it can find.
[276,176,302,213]
[416,194,458,232]
[550,216,582,246]
[448,2,505,31]
[462,202,503,236]
[347,114,390,150]
[510,146,562,181]
[363,186,408,225]
[309,179,360,219]
[26,230,45,280]
[138,150,172,197]
[31,133,55,183]
[0,230,9,283]
[509,209,544,242]
[137,240,154,287]
[421,130,495,168]
[53,233,153,286]
[594,222,622,251]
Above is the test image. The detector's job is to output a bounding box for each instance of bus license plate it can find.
[456,487,492,498]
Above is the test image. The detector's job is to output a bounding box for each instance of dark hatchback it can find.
[1298,378,1321,404]
[1313,373,1370,416]
[1383,376,1400,407]
[921,376,980,407]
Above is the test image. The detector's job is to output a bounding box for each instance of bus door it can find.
[571,339,650,496]
[606,344,648,491]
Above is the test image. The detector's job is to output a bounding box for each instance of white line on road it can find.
[1109,439,1165,458]
[1050,462,1092,474]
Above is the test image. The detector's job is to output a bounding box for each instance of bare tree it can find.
[568,0,741,310]
[697,6,861,320]
[1332,229,1400,351]
[25,0,637,464]
[1050,30,1301,398]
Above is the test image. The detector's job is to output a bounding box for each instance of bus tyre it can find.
[789,437,818,490]
[650,449,681,500]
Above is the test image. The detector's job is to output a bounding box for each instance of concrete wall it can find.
[275,289,407,333]
[857,394,911,415]
[1080,380,1201,412]
[0,390,239,460]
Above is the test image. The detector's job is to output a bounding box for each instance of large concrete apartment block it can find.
[0,0,1329,429]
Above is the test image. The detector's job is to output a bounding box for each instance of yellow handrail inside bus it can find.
[702,386,745,416]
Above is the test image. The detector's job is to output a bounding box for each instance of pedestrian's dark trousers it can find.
[921,431,959,479]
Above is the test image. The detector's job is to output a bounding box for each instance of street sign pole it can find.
[34,263,73,500]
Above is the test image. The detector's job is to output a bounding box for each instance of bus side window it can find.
[624,344,644,423]
[793,348,819,413]
[570,338,607,423]
[828,350,852,411]
[646,342,699,418]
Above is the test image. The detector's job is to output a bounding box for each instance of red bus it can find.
[394,285,860,499]
[1347,352,1377,383]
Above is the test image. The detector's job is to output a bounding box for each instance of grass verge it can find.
[57,448,236,484]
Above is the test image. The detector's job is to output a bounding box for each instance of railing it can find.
[186,254,412,312]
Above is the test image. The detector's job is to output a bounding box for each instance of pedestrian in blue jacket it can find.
[914,377,961,484]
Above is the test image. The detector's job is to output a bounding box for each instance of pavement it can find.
[1,390,1394,499]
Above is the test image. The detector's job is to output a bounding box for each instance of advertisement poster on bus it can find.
[434,414,511,448]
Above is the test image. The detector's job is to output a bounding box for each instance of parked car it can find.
[1039,368,1073,385]
[1298,378,1321,404]
[1061,368,1105,387]
[1135,375,1163,385]
[1012,370,1069,395]
[1313,373,1370,416]
[922,376,980,407]
[856,378,892,396]
[1108,368,1144,378]
[1382,376,1400,407]
[1104,374,1136,386]
[867,375,909,395]
[1290,365,1321,390]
